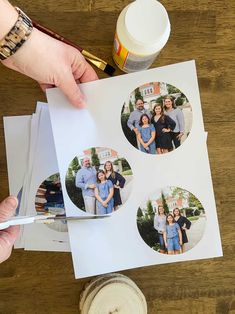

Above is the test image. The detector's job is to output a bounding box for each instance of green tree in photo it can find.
[156,96,164,105]
[171,187,189,200]
[189,193,204,210]
[91,147,100,170]
[175,97,184,107]
[167,84,181,94]
[146,200,154,219]
[65,157,84,211]
[129,100,134,112]
[134,87,142,101]
[137,207,143,220]
[137,219,158,248]
[121,113,137,148]
[49,173,60,182]
[66,157,80,180]
[161,192,169,213]
[112,158,131,173]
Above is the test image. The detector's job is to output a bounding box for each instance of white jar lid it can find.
[124,0,170,53]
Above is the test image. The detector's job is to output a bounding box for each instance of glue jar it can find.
[112,0,170,73]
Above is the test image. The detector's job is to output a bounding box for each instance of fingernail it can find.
[5,197,18,210]
[77,96,86,108]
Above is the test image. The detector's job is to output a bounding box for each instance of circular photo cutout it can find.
[66,147,133,215]
[137,186,206,254]
[121,82,192,155]
[35,173,67,232]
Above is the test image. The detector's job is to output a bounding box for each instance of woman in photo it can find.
[151,103,176,154]
[164,213,182,255]
[164,96,185,149]
[173,207,191,252]
[104,161,126,210]
[95,170,114,215]
[137,114,156,154]
[153,205,167,253]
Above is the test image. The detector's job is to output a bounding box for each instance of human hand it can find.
[182,223,187,230]
[89,184,96,189]
[0,196,20,264]
[176,132,184,140]
[133,128,138,135]
[162,128,170,133]
[102,201,108,208]
[2,28,98,108]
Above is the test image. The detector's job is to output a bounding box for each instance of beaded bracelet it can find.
[0,7,33,61]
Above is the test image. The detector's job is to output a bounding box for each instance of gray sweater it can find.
[127,109,152,131]
[165,108,184,133]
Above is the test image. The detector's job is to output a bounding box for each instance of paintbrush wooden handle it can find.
[32,20,83,52]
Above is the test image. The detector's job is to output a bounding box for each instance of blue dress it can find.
[96,180,114,214]
[137,124,156,154]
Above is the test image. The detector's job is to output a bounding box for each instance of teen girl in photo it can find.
[151,103,176,154]
[173,207,191,253]
[164,95,185,149]
[137,114,156,154]
[164,213,182,255]
[153,205,167,253]
[104,161,126,210]
[95,170,114,214]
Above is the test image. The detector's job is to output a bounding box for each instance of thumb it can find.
[57,71,86,108]
[0,196,18,222]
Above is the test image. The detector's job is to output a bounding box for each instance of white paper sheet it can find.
[4,115,31,248]
[44,61,222,278]
[23,103,70,251]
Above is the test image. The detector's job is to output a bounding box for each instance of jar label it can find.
[112,32,159,73]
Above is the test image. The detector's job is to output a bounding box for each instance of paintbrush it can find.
[32,20,115,76]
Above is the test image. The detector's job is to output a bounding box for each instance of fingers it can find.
[57,70,86,108]
[39,83,54,93]
[76,62,99,83]
[0,196,18,222]
[0,226,19,263]
[0,225,20,246]
[0,196,19,263]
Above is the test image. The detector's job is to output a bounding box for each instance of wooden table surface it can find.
[0,1,234,313]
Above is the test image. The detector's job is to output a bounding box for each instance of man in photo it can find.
[75,157,97,214]
[127,98,152,135]
[127,98,152,149]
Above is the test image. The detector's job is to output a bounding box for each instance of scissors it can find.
[0,213,111,230]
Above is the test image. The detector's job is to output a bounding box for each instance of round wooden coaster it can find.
[80,273,147,314]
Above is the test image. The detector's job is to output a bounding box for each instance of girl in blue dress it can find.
[95,170,114,215]
[137,114,156,154]
[163,213,182,255]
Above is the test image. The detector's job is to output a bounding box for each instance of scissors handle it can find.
[0,216,35,230]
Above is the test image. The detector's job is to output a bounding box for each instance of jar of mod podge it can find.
[112,0,171,73]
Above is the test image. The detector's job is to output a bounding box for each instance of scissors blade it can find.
[50,214,111,221]
[0,214,111,230]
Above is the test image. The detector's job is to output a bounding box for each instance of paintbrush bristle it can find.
[104,63,115,76]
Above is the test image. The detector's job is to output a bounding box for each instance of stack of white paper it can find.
[4,61,222,278]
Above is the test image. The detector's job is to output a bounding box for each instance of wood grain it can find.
[0,1,234,313]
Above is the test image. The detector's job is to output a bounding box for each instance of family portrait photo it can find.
[35,173,67,232]
[66,147,133,215]
[137,186,206,255]
[121,82,192,155]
